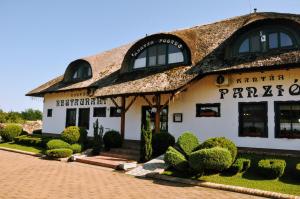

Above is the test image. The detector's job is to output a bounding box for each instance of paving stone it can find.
[0,150,266,199]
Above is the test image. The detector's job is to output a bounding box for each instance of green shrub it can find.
[14,135,42,147]
[61,126,81,144]
[189,147,232,172]
[70,143,82,154]
[41,136,55,148]
[46,139,71,150]
[0,124,23,142]
[257,159,286,179]
[296,163,300,180]
[164,146,189,171]
[152,132,175,157]
[45,148,73,158]
[177,131,200,156]
[103,130,122,150]
[140,117,152,162]
[198,137,237,163]
[229,158,251,174]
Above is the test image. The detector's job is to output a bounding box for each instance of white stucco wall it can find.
[168,68,300,151]
[42,68,300,151]
[43,92,121,136]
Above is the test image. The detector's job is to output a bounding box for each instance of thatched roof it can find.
[27,12,300,97]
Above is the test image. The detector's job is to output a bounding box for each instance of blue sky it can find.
[0,0,299,112]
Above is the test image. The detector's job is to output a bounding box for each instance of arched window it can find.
[64,60,92,82]
[234,25,299,55]
[131,38,187,69]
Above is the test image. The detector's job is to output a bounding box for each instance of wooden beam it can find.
[110,97,121,109]
[120,96,125,139]
[125,96,137,113]
[154,94,161,133]
[141,95,154,107]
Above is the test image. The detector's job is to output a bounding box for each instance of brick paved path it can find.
[0,150,266,199]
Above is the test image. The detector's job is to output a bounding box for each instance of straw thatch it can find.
[27,12,300,97]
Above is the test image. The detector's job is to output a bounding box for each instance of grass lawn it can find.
[0,142,43,154]
[163,153,300,196]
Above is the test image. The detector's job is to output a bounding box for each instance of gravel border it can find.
[0,146,42,157]
[146,172,299,199]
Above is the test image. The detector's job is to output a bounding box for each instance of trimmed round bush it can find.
[0,124,23,142]
[164,146,189,171]
[46,139,71,150]
[189,147,232,172]
[45,148,73,158]
[177,131,200,156]
[198,137,237,163]
[103,130,122,150]
[70,143,82,154]
[61,126,81,144]
[229,158,251,174]
[152,132,175,157]
[257,159,286,179]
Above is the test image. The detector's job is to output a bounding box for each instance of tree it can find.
[0,109,6,123]
[140,116,153,162]
[21,109,42,121]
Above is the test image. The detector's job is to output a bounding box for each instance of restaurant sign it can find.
[56,97,107,107]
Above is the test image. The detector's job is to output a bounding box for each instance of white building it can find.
[27,12,300,151]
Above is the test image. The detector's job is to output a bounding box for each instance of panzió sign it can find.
[219,74,300,99]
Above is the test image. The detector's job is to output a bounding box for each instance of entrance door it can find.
[141,106,168,132]
[78,108,90,130]
[66,108,76,127]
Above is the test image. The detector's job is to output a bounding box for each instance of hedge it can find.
[45,148,73,158]
[0,124,23,142]
[296,163,300,180]
[152,132,175,157]
[176,131,200,156]
[70,143,82,154]
[229,158,251,174]
[198,137,237,163]
[103,130,122,150]
[14,135,42,147]
[189,147,232,172]
[257,159,286,179]
[164,146,189,171]
[46,139,71,150]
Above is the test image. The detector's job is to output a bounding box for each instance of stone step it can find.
[101,151,140,161]
[76,155,130,169]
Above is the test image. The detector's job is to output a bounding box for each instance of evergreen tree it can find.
[92,119,103,155]
[141,116,153,162]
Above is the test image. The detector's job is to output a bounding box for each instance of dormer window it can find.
[234,25,299,55]
[64,60,92,83]
[128,35,189,70]
[133,43,185,69]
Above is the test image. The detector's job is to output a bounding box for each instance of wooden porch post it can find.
[154,94,161,133]
[120,96,126,140]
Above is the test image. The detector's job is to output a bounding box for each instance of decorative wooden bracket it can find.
[141,95,154,108]
[110,97,121,109]
[159,93,175,112]
[125,96,137,112]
